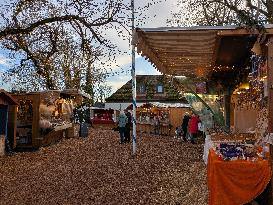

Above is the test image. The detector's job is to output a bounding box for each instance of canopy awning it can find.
[134,25,273,78]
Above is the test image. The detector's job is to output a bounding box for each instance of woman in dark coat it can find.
[181,112,191,141]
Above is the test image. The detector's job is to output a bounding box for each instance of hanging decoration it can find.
[234,49,268,110]
[195,82,207,94]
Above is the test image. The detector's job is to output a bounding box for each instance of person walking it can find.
[117,110,128,144]
[189,114,200,144]
[124,109,132,143]
[181,112,191,141]
[154,115,160,135]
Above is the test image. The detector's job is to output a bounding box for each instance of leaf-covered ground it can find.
[0,129,207,205]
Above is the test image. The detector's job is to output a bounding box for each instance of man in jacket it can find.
[117,110,128,144]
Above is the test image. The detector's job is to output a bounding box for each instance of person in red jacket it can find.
[189,114,200,144]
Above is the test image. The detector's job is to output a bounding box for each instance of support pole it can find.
[224,87,231,130]
[268,36,273,203]
[131,0,137,155]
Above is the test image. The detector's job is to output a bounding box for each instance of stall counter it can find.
[208,149,271,205]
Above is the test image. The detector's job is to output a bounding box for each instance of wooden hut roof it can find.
[106,75,188,103]
[134,25,273,78]
[0,89,18,105]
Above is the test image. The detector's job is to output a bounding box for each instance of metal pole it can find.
[131,0,137,155]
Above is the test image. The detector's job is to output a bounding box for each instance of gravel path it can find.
[0,129,208,205]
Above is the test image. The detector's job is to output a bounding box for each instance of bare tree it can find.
[0,0,125,41]
[1,0,168,96]
[95,83,112,103]
[0,0,128,90]
[168,0,272,27]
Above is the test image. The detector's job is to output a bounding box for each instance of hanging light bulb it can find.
[195,66,205,78]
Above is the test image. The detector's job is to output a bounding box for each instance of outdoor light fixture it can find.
[196,67,205,78]
[239,82,250,90]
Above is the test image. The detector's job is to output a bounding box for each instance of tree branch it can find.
[0,14,115,40]
[245,0,269,17]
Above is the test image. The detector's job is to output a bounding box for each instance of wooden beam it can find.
[217,28,273,36]
[145,37,216,44]
[143,30,217,37]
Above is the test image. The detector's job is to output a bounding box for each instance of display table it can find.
[137,122,152,134]
[54,123,72,131]
[203,134,256,165]
[91,118,114,124]
[208,149,271,205]
[160,123,171,136]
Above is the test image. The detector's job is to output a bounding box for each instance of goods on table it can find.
[206,132,269,161]
[215,142,258,161]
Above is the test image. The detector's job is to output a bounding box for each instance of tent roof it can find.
[134,25,273,78]
[0,89,18,105]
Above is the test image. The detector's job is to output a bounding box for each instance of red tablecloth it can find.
[208,149,271,205]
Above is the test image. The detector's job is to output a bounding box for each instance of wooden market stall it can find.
[90,107,119,129]
[136,102,190,136]
[0,89,18,155]
[12,90,76,149]
[134,25,273,204]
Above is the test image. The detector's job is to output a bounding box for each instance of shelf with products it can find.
[13,91,77,148]
[136,104,170,124]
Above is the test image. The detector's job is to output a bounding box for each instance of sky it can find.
[0,0,179,93]
[106,0,179,93]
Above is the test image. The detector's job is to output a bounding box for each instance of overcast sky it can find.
[0,0,179,92]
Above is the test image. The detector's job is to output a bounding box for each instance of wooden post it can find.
[224,87,231,130]
[267,36,273,204]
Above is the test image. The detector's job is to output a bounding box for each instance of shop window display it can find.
[14,91,75,147]
[16,99,33,144]
[137,104,171,135]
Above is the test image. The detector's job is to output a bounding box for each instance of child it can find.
[175,126,182,139]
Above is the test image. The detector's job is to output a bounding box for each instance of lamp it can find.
[239,82,250,90]
[195,67,206,78]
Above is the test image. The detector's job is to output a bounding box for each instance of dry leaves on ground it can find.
[0,129,208,205]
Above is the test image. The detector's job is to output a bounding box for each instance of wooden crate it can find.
[66,127,74,138]
[65,123,82,138]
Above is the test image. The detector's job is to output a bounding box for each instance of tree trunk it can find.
[44,66,56,90]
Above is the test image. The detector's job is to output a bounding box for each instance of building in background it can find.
[105,75,191,135]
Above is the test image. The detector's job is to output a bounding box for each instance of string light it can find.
[233,53,267,110]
